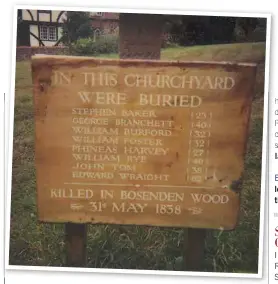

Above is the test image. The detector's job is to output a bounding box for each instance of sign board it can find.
[31,55,257,230]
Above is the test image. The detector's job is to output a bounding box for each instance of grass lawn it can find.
[9,42,266,273]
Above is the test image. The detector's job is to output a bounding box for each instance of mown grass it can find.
[95,41,266,62]
[9,42,266,273]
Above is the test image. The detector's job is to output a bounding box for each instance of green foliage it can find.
[71,38,94,55]
[72,35,118,56]
[61,12,94,46]
[163,15,265,46]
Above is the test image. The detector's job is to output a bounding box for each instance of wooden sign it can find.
[31,55,257,230]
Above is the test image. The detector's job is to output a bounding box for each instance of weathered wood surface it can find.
[32,55,256,230]
[65,223,87,267]
[119,13,163,59]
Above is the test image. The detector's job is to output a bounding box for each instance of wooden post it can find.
[184,228,206,271]
[65,223,87,267]
[119,13,207,272]
[119,13,163,60]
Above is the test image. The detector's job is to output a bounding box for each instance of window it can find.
[94,29,101,37]
[48,27,57,41]
[39,26,57,41]
[39,26,48,40]
[96,12,103,16]
[93,29,102,42]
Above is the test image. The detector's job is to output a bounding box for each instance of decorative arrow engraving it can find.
[70,203,84,211]
[188,207,203,215]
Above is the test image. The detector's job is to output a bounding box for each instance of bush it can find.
[72,34,118,56]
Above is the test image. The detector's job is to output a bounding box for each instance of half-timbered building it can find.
[17,9,67,46]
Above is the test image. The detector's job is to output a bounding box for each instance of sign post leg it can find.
[184,228,206,271]
[65,223,87,267]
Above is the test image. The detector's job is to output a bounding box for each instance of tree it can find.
[236,18,260,39]
[61,11,94,47]
[164,15,237,46]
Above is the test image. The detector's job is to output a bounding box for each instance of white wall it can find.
[41,41,58,46]
[29,24,39,46]
[58,26,63,41]
[38,12,50,22]
[21,10,67,23]
[22,10,37,21]
[52,11,67,23]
